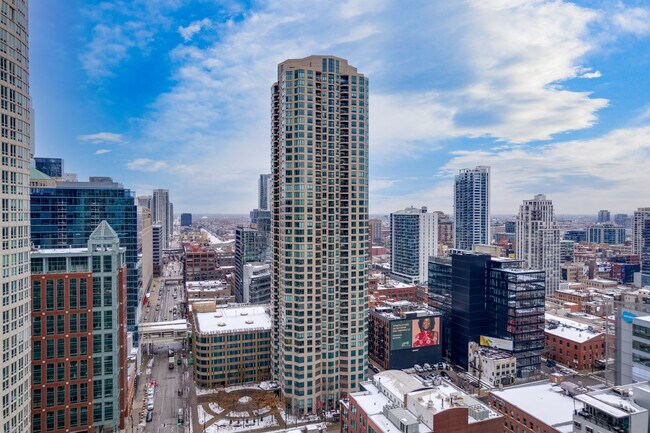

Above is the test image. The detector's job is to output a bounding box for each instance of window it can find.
[57,315,64,333]
[56,279,65,310]
[79,279,87,308]
[69,314,77,333]
[69,337,77,356]
[93,357,102,376]
[33,316,41,336]
[33,340,41,360]
[33,365,41,385]
[46,340,54,359]
[45,280,54,310]
[45,316,54,335]
[80,336,87,355]
[32,280,41,312]
[69,361,78,380]
[79,313,88,332]
[69,279,77,309]
[80,360,88,379]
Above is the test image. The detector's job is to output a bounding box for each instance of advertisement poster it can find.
[412,317,440,348]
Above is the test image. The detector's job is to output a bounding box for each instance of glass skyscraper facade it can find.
[454,166,490,250]
[30,177,139,340]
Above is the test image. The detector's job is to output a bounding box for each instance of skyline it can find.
[30,0,650,214]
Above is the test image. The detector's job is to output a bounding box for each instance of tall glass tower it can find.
[0,1,32,431]
[271,56,369,415]
[454,166,490,250]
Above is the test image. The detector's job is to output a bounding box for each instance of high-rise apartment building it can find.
[597,209,611,223]
[259,173,271,210]
[138,207,154,298]
[0,1,32,431]
[152,189,171,248]
[35,157,64,178]
[516,194,560,297]
[31,177,139,339]
[180,212,192,227]
[633,208,650,255]
[390,206,439,284]
[234,226,267,303]
[30,222,128,432]
[454,166,490,250]
[270,55,369,414]
[369,218,382,246]
[588,222,626,245]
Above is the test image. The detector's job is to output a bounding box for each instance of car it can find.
[169,308,173,313]
[370,365,379,373]
[414,364,423,373]
[147,400,154,411]
[440,371,450,379]
[156,306,160,311]
[146,410,153,422]
[436,362,444,370]
[423,363,432,371]
[147,388,154,398]
[178,388,183,396]
[178,408,184,425]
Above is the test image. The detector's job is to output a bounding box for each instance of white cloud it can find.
[95,149,112,155]
[126,158,169,172]
[612,7,650,37]
[178,18,212,42]
[78,132,124,144]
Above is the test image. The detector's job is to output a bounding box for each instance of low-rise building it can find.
[489,381,584,433]
[368,301,442,370]
[192,304,271,388]
[468,342,517,386]
[341,371,502,433]
[544,316,605,370]
[186,280,234,305]
[574,383,650,433]
[184,243,220,281]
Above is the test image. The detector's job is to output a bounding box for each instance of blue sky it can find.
[30,0,650,215]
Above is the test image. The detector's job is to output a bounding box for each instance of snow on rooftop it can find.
[195,305,270,334]
[545,313,602,343]
[492,381,583,430]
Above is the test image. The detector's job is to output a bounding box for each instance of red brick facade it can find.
[543,332,605,370]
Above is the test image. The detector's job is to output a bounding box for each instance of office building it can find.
[30,222,128,432]
[138,207,154,302]
[341,371,502,433]
[35,157,64,178]
[487,259,545,375]
[427,257,452,359]
[1,1,32,431]
[597,209,611,223]
[368,301,442,370]
[136,195,151,209]
[31,176,139,340]
[588,223,626,245]
[152,189,171,248]
[390,206,439,284]
[614,213,631,228]
[454,166,490,250]
[258,173,271,210]
[516,194,561,297]
[505,221,516,234]
[234,226,267,303]
[450,253,491,368]
[192,304,271,388]
[180,213,192,227]
[271,56,368,413]
[152,224,163,277]
[560,240,575,262]
[564,230,587,243]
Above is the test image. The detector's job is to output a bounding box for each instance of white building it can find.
[152,188,171,248]
[516,194,561,297]
[468,343,517,386]
[390,206,440,284]
[574,383,650,433]
[633,208,650,255]
[242,262,271,304]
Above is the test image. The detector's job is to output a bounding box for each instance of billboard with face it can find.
[390,316,440,350]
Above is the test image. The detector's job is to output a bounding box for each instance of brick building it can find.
[544,316,605,370]
[183,244,220,281]
[30,222,128,432]
[489,381,584,433]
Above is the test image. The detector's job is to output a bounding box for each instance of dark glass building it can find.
[31,177,139,342]
[427,256,452,359]
[487,259,545,376]
[180,213,192,227]
[450,253,491,368]
[234,226,267,303]
[564,229,587,243]
[35,157,64,178]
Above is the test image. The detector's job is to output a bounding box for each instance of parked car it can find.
[440,371,450,379]
[436,362,444,370]
[146,410,153,422]
[423,363,432,371]
[178,409,184,425]
[414,364,423,373]
[178,388,183,396]
[147,400,154,411]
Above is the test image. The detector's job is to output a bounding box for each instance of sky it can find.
[30,0,650,215]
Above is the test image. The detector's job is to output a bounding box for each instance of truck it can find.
[168,356,175,369]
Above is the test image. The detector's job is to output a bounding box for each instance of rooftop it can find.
[194,305,270,335]
[575,383,650,418]
[491,381,584,433]
[545,314,602,343]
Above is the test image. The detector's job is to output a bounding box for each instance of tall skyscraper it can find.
[516,194,560,297]
[1,1,32,431]
[633,208,650,255]
[259,173,271,210]
[390,206,440,284]
[454,166,490,250]
[271,55,368,414]
[152,189,170,248]
[597,209,611,223]
[31,176,139,340]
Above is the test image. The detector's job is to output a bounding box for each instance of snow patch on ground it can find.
[208,416,279,432]
[238,396,252,404]
[228,411,250,417]
[196,387,219,396]
[198,405,214,425]
[209,402,225,414]
[280,411,321,424]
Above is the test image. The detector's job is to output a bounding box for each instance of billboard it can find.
[479,335,514,351]
[390,317,440,351]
